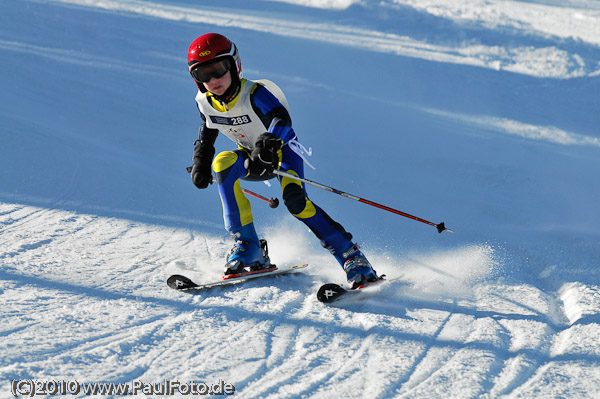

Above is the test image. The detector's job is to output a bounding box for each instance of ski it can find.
[316,276,386,304]
[167,264,308,293]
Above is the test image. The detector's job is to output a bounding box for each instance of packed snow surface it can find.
[1,0,599,398]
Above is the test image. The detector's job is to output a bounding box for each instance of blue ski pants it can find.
[212,144,352,254]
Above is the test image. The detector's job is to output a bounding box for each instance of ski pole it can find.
[272,169,454,234]
[186,166,279,208]
[213,178,279,208]
[241,188,280,209]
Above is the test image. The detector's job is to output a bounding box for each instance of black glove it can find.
[244,133,283,177]
[190,139,215,189]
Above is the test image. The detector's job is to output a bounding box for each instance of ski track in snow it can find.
[2,202,599,398]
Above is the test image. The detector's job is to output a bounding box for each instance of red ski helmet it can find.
[188,33,242,92]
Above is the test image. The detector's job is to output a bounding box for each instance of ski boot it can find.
[321,236,380,289]
[333,243,379,289]
[224,223,271,275]
[343,250,380,289]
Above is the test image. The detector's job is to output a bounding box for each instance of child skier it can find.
[187,32,379,288]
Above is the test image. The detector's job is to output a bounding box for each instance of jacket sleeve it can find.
[193,112,219,164]
[250,84,296,144]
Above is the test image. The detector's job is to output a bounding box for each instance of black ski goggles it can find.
[190,59,231,83]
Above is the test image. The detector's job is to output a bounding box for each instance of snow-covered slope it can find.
[1,0,599,397]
